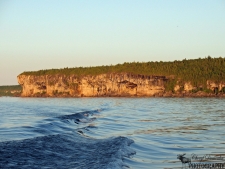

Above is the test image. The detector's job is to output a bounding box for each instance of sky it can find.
[0,0,225,85]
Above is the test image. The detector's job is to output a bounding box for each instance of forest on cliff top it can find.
[21,57,225,87]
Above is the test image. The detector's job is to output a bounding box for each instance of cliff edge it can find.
[17,73,225,97]
[17,73,168,97]
[17,57,225,97]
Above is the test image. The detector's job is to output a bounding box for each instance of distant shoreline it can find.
[0,85,21,97]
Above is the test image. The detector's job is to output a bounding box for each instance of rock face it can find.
[17,73,225,97]
[17,73,167,97]
[207,80,225,92]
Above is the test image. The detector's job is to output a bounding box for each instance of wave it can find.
[0,109,135,169]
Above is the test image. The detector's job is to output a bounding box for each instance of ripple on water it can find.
[0,97,225,168]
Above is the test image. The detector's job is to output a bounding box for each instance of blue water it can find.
[0,97,225,168]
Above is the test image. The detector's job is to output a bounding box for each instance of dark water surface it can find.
[0,97,224,168]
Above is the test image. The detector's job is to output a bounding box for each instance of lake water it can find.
[0,97,225,169]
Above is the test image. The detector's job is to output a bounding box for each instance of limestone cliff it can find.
[17,73,167,97]
[17,73,225,97]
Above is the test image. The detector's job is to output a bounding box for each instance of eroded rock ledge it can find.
[17,73,225,97]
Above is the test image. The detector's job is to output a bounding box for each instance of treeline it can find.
[20,56,225,87]
[0,85,22,96]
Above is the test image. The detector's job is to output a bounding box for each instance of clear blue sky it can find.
[0,0,225,85]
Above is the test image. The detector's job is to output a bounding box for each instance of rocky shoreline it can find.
[17,73,225,98]
[18,92,225,98]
